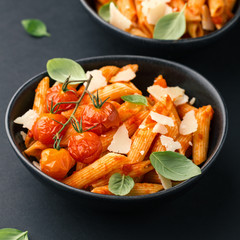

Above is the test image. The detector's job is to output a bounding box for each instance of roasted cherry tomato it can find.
[32,113,67,145]
[40,148,75,180]
[68,132,102,164]
[46,84,79,113]
[81,102,120,135]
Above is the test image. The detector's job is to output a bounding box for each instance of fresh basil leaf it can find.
[109,173,135,196]
[153,5,186,40]
[121,95,148,105]
[0,228,29,240]
[47,58,86,83]
[150,151,201,181]
[21,19,50,37]
[98,2,112,22]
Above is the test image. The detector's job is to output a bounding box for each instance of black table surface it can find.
[1,0,240,239]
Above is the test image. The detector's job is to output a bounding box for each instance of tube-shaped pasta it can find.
[188,0,206,15]
[99,66,120,82]
[208,0,225,17]
[117,0,137,22]
[177,103,197,119]
[129,27,149,38]
[91,183,163,195]
[24,141,48,159]
[176,133,193,155]
[143,170,161,184]
[92,160,154,188]
[187,22,204,38]
[193,105,214,165]
[62,153,130,189]
[76,162,87,171]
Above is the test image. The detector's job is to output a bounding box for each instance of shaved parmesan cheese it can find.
[147,85,185,101]
[142,0,172,25]
[110,2,132,31]
[189,97,196,105]
[157,173,172,189]
[14,109,39,130]
[189,141,193,146]
[152,123,168,134]
[174,94,189,106]
[139,124,146,129]
[150,111,174,126]
[20,131,27,141]
[140,150,145,155]
[111,68,136,82]
[33,161,41,170]
[108,124,132,154]
[160,135,181,152]
[179,110,198,135]
[85,70,107,92]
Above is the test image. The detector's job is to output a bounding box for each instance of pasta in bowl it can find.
[5,56,227,202]
[80,0,240,46]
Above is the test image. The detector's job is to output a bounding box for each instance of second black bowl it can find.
[80,0,240,50]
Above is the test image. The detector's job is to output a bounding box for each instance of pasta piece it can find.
[92,160,153,188]
[62,153,130,189]
[187,22,204,38]
[225,0,236,11]
[176,133,193,155]
[97,83,140,101]
[208,0,225,17]
[193,105,214,165]
[129,27,150,38]
[177,103,197,119]
[24,141,48,159]
[99,66,120,82]
[91,183,163,195]
[143,170,161,184]
[76,162,87,171]
[128,101,169,163]
[60,124,76,147]
[117,0,137,22]
[188,0,206,15]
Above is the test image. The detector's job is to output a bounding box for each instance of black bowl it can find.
[5,55,227,209]
[80,0,240,50]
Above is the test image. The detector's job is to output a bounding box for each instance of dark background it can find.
[0,0,240,239]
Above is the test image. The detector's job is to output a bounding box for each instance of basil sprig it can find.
[47,58,86,83]
[21,19,50,37]
[0,228,29,240]
[98,2,112,22]
[150,151,201,181]
[109,173,135,196]
[121,95,148,105]
[153,5,186,40]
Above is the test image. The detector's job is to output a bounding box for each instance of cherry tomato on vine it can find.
[68,132,102,164]
[32,113,67,145]
[46,84,79,113]
[81,102,120,135]
[40,148,75,180]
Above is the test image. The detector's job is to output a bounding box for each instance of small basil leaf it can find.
[109,173,135,196]
[98,2,112,22]
[21,19,50,37]
[150,151,201,181]
[0,228,29,240]
[47,58,86,83]
[121,95,148,105]
[153,5,186,40]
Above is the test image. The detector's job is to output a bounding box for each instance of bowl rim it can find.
[5,55,228,202]
[79,0,240,45]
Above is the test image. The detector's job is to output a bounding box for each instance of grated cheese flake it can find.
[150,111,174,126]
[14,109,39,130]
[110,2,132,31]
[152,123,168,134]
[179,110,198,135]
[33,161,41,170]
[20,131,27,141]
[140,150,145,155]
[147,85,185,101]
[139,124,146,129]
[85,70,107,92]
[189,97,196,105]
[160,135,181,152]
[157,173,172,189]
[111,68,136,82]
[142,0,172,25]
[189,141,193,146]
[108,124,132,154]
[174,94,189,106]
